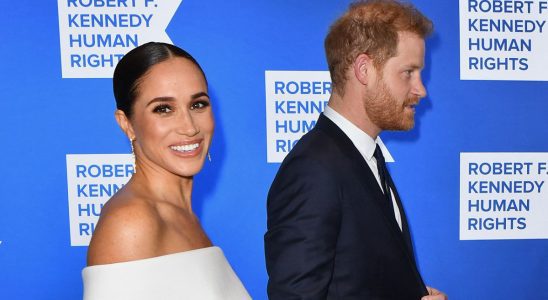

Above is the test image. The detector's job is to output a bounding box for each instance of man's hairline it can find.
[333,30,427,95]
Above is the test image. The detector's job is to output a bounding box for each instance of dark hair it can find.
[325,0,433,95]
[113,42,207,118]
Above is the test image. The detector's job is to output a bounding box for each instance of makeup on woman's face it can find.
[130,57,214,177]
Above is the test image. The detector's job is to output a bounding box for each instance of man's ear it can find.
[353,53,374,86]
[114,110,135,140]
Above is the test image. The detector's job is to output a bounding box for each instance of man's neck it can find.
[327,90,381,139]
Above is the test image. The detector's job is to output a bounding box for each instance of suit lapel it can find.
[315,114,406,241]
[314,114,426,290]
[386,173,415,259]
[386,174,427,291]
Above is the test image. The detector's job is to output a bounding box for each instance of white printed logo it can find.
[57,0,182,78]
[66,154,134,246]
[460,152,548,240]
[265,71,393,163]
[459,0,548,81]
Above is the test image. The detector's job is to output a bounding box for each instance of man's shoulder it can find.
[274,132,347,183]
[285,120,346,161]
[282,130,329,164]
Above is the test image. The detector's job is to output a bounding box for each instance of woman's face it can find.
[122,57,213,178]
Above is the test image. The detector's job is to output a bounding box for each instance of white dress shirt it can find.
[323,106,402,230]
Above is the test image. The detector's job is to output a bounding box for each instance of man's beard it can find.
[363,77,418,131]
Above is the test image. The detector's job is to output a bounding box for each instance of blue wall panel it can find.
[0,1,546,299]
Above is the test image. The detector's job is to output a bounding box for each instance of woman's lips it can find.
[170,143,200,152]
[169,140,203,157]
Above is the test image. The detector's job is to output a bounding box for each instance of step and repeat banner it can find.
[0,1,546,299]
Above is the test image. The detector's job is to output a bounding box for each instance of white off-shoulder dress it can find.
[82,246,251,300]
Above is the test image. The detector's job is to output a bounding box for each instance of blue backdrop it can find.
[0,1,546,299]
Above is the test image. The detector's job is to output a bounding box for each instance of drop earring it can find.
[130,138,137,173]
[208,152,212,162]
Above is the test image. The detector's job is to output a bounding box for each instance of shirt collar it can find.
[323,105,378,161]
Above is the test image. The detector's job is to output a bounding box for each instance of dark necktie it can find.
[374,144,395,214]
[374,144,415,255]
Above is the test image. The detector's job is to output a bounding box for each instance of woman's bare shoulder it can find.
[86,192,162,266]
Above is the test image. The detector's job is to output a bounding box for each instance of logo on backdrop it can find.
[57,0,182,78]
[459,0,548,81]
[460,152,548,240]
[265,70,394,163]
[66,154,133,246]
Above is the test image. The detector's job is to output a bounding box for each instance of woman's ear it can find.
[114,110,135,140]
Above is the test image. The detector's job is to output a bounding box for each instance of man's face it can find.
[364,31,427,131]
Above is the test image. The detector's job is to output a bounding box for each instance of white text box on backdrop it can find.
[459,0,548,81]
[57,0,181,78]
[265,70,394,163]
[460,152,548,240]
[265,71,332,163]
[66,154,134,246]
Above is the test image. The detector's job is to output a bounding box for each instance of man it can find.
[265,1,447,299]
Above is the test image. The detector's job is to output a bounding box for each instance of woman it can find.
[83,42,250,299]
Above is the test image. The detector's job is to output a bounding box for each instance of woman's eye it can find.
[190,100,210,110]
[152,104,173,114]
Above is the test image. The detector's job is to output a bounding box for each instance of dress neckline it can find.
[84,246,220,270]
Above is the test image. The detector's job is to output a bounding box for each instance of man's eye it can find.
[190,100,210,110]
[153,104,172,114]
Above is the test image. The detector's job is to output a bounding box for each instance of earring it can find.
[208,152,212,162]
[130,138,137,173]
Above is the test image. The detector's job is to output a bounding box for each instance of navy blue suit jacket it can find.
[265,114,428,299]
